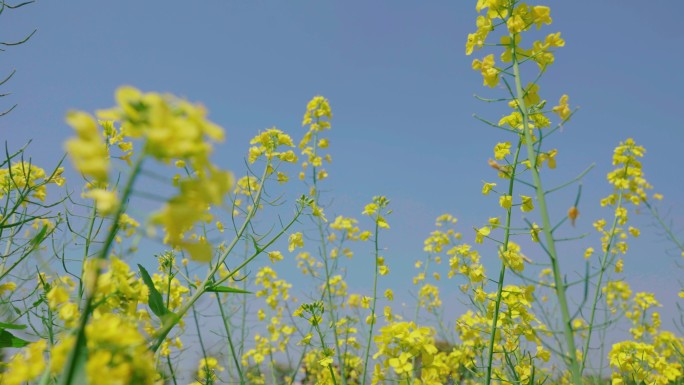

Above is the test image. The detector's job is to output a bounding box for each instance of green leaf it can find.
[58,331,87,385]
[0,329,29,348]
[0,321,26,330]
[32,297,45,308]
[205,285,252,294]
[138,264,170,319]
[29,224,48,248]
[250,235,262,253]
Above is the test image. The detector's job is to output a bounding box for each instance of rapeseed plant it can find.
[2,2,684,385]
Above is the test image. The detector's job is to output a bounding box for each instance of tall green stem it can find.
[361,220,380,385]
[77,206,97,301]
[484,138,523,385]
[511,37,582,385]
[318,221,346,385]
[581,189,624,372]
[310,125,348,385]
[217,295,246,385]
[313,321,339,385]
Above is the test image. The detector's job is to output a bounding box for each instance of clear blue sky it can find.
[3,1,684,335]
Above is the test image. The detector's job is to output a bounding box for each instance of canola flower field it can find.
[1,1,683,385]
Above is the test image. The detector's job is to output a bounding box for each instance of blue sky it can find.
[3,0,684,342]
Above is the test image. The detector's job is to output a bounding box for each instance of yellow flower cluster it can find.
[0,161,64,203]
[362,196,391,230]
[506,4,552,34]
[465,15,493,55]
[288,231,304,252]
[293,250,320,277]
[472,55,499,88]
[322,274,349,301]
[604,138,652,208]
[231,175,260,215]
[64,111,110,183]
[609,340,683,385]
[254,266,292,310]
[189,357,224,385]
[0,340,48,385]
[3,4,681,381]
[603,280,633,314]
[423,214,461,254]
[82,313,158,385]
[97,86,224,163]
[300,348,363,385]
[299,96,332,184]
[468,1,561,88]
[88,256,150,317]
[499,241,528,272]
[330,215,370,243]
[248,127,297,165]
[417,284,442,312]
[591,139,653,259]
[3,311,159,385]
[46,276,80,327]
[244,267,296,376]
[65,87,234,259]
[606,283,684,384]
[372,321,472,385]
[448,243,487,288]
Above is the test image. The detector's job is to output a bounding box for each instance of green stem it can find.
[268,350,278,385]
[484,137,523,385]
[361,220,380,385]
[318,221,346,384]
[78,206,97,300]
[582,160,635,371]
[313,322,339,385]
[511,35,583,385]
[188,269,210,383]
[310,124,348,385]
[166,355,179,385]
[217,295,246,385]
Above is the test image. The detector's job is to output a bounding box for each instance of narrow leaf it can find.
[0,321,26,330]
[30,224,48,248]
[0,329,29,348]
[205,285,252,294]
[138,264,169,319]
[58,332,87,385]
[32,297,45,308]
[250,234,262,253]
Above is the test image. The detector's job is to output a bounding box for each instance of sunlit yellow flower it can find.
[472,54,499,88]
[288,232,304,252]
[82,188,118,215]
[520,195,534,212]
[0,340,47,385]
[475,226,490,243]
[65,111,110,183]
[552,94,571,120]
[499,195,512,209]
[482,182,496,195]
[493,142,511,160]
[0,281,17,295]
